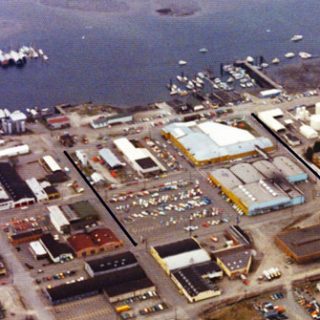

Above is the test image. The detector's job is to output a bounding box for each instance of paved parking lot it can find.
[54,295,115,320]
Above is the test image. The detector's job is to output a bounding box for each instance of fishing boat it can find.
[271,58,280,64]
[186,81,195,90]
[176,74,188,83]
[199,48,208,53]
[299,51,312,59]
[195,77,204,85]
[284,52,295,59]
[246,56,254,64]
[291,34,303,42]
[178,60,187,66]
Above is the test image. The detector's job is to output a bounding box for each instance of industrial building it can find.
[214,247,252,279]
[257,108,285,132]
[29,241,48,260]
[90,114,133,129]
[1,110,27,134]
[0,145,30,159]
[275,224,320,264]
[252,156,308,183]
[161,121,274,166]
[26,178,49,202]
[85,251,138,277]
[46,252,155,305]
[114,138,166,175]
[40,234,74,263]
[40,155,62,173]
[151,238,222,302]
[75,150,88,167]
[209,161,305,215]
[48,205,70,234]
[8,228,43,245]
[98,148,124,169]
[46,114,70,130]
[59,200,100,231]
[67,228,123,258]
[0,162,35,210]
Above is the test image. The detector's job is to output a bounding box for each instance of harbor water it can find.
[0,0,320,110]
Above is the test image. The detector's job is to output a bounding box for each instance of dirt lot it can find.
[273,58,320,93]
[202,300,261,320]
[0,285,29,320]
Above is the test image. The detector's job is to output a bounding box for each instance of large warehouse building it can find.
[275,224,320,264]
[46,251,155,305]
[161,121,274,166]
[151,238,222,302]
[0,162,35,210]
[114,138,165,175]
[209,161,305,215]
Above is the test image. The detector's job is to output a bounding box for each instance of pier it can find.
[235,60,282,90]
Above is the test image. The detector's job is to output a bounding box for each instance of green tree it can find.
[306,147,314,161]
[313,140,320,153]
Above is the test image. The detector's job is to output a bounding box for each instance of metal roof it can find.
[163,121,273,162]
[98,148,123,168]
[230,163,263,184]
[164,249,211,271]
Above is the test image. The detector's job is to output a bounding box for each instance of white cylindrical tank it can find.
[316,102,320,115]
[310,114,320,131]
[299,124,318,139]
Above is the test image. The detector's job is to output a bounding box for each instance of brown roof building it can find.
[68,228,123,258]
[275,224,320,264]
[214,247,252,279]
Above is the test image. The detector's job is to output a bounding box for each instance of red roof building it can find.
[46,115,70,130]
[68,228,123,258]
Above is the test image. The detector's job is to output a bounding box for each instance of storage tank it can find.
[299,124,318,139]
[316,102,320,115]
[310,114,320,131]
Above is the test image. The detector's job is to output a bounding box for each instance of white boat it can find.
[212,83,219,89]
[178,60,187,66]
[196,77,204,84]
[197,72,205,79]
[226,77,234,83]
[193,81,203,88]
[199,48,208,53]
[261,63,269,68]
[170,89,178,96]
[291,34,303,42]
[246,56,254,63]
[38,49,44,56]
[271,58,280,64]
[186,81,195,90]
[30,48,39,58]
[177,75,186,83]
[299,51,312,59]
[43,55,49,61]
[285,52,295,59]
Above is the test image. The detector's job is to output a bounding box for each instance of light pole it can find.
[189,214,193,238]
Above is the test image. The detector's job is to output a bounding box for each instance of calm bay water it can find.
[0,0,320,110]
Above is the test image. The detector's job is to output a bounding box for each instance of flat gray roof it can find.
[230,163,263,184]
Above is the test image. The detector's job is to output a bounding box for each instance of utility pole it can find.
[189,214,193,238]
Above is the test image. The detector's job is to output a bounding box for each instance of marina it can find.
[0,46,48,68]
